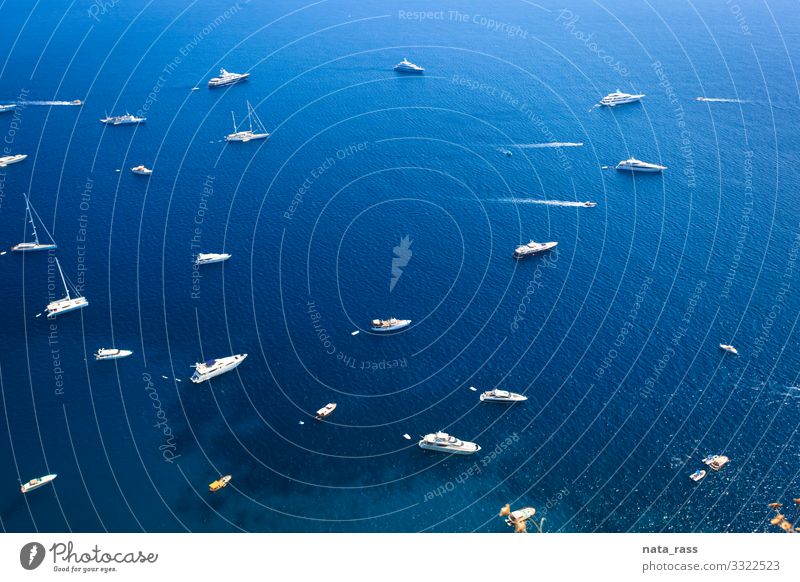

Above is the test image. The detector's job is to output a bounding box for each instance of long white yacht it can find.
[131,165,152,175]
[225,101,269,142]
[513,240,558,259]
[45,257,88,318]
[100,113,146,125]
[190,354,248,383]
[370,317,411,332]
[599,90,645,107]
[418,432,480,455]
[195,252,231,265]
[208,68,249,88]
[394,58,424,74]
[0,103,16,113]
[21,474,57,493]
[95,348,133,360]
[615,158,667,172]
[11,194,57,252]
[480,389,528,403]
[0,154,28,167]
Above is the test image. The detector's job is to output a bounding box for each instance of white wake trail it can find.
[17,100,82,106]
[497,198,592,207]
[695,97,745,104]
[513,142,584,149]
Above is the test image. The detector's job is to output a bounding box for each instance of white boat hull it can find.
[418,442,481,455]
[95,349,133,360]
[11,243,57,252]
[191,354,247,383]
[21,474,57,493]
[46,296,89,318]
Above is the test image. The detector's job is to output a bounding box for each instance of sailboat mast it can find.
[231,110,237,132]
[55,257,71,299]
[24,194,40,244]
[247,101,253,132]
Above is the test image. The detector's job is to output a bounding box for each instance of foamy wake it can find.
[498,198,590,207]
[513,142,584,149]
[695,97,744,104]
[18,100,82,106]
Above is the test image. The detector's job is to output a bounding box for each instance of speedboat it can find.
[131,165,152,175]
[45,257,88,318]
[71,100,82,105]
[225,101,269,142]
[599,90,645,106]
[498,148,513,157]
[689,469,706,482]
[209,475,231,492]
[582,201,597,207]
[190,354,247,383]
[394,58,424,74]
[370,317,411,332]
[21,474,57,493]
[208,68,249,88]
[315,402,337,420]
[719,344,738,355]
[480,388,527,403]
[11,194,58,252]
[505,506,536,528]
[702,454,730,471]
[195,252,231,265]
[100,113,145,125]
[0,103,16,113]
[418,432,480,455]
[615,158,667,172]
[0,154,28,167]
[95,348,133,360]
[513,240,558,259]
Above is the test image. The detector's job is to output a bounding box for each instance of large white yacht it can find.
[480,389,528,403]
[195,252,231,265]
[45,257,88,318]
[20,474,57,493]
[95,348,133,360]
[370,317,411,332]
[0,154,28,167]
[599,90,645,107]
[513,240,558,259]
[225,101,269,142]
[0,103,16,113]
[190,354,247,383]
[208,68,249,88]
[100,113,146,125]
[11,194,57,252]
[615,158,667,172]
[394,58,424,74]
[418,432,480,455]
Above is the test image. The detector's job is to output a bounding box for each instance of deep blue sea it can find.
[1,0,799,533]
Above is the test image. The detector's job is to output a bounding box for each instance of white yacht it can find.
[0,154,28,167]
[418,432,480,455]
[394,58,424,74]
[100,113,146,125]
[190,354,247,383]
[95,348,133,360]
[20,474,57,493]
[11,194,57,252]
[480,388,527,403]
[719,344,738,355]
[514,240,558,259]
[195,252,231,265]
[370,317,411,332]
[0,103,16,113]
[225,101,269,142]
[131,165,152,175]
[615,158,667,172]
[599,90,645,107]
[45,257,88,318]
[208,68,249,88]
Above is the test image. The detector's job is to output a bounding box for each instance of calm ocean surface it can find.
[1,0,799,532]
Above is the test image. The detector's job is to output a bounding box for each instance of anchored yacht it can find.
[131,165,152,175]
[370,317,411,332]
[225,101,269,142]
[702,454,730,471]
[0,154,28,167]
[480,388,527,403]
[190,354,247,383]
[615,158,667,172]
[719,344,738,355]
[513,240,558,259]
[599,90,645,106]
[394,58,424,74]
[21,474,57,493]
[316,402,337,420]
[95,348,133,360]
[208,68,249,88]
[0,103,16,113]
[195,252,231,265]
[11,194,57,252]
[45,257,88,318]
[100,113,146,125]
[418,431,480,455]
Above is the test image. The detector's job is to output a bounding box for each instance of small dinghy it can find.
[689,469,706,482]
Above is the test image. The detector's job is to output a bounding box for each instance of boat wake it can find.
[513,142,584,149]
[695,97,745,104]
[497,198,591,207]
[18,100,82,106]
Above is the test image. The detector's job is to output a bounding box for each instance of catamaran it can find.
[225,101,269,142]
[11,194,57,252]
[45,257,88,318]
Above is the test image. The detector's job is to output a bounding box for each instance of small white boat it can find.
[370,317,411,332]
[95,348,133,360]
[505,506,536,528]
[702,454,730,471]
[418,431,480,455]
[582,201,597,208]
[719,344,738,355]
[21,474,57,493]
[195,252,231,265]
[0,103,16,113]
[131,165,152,175]
[689,469,706,482]
[480,389,527,403]
[11,194,57,252]
[209,474,231,492]
[316,402,337,420]
[100,113,145,125]
[615,158,667,172]
[514,241,558,259]
[394,58,424,74]
[0,154,28,167]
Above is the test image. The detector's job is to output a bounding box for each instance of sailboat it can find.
[11,194,58,252]
[225,101,269,142]
[45,257,88,318]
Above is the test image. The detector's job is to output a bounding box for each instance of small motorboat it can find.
[316,403,337,420]
[95,348,133,361]
[131,165,152,175]
[480,389,527,403]
[504,506,537,532]
[689,469,706,482]
[719,344,738,355]
[209,475,231,492]
[702,454,730,471]
[582,201,597,207]
[21,474,57,493]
